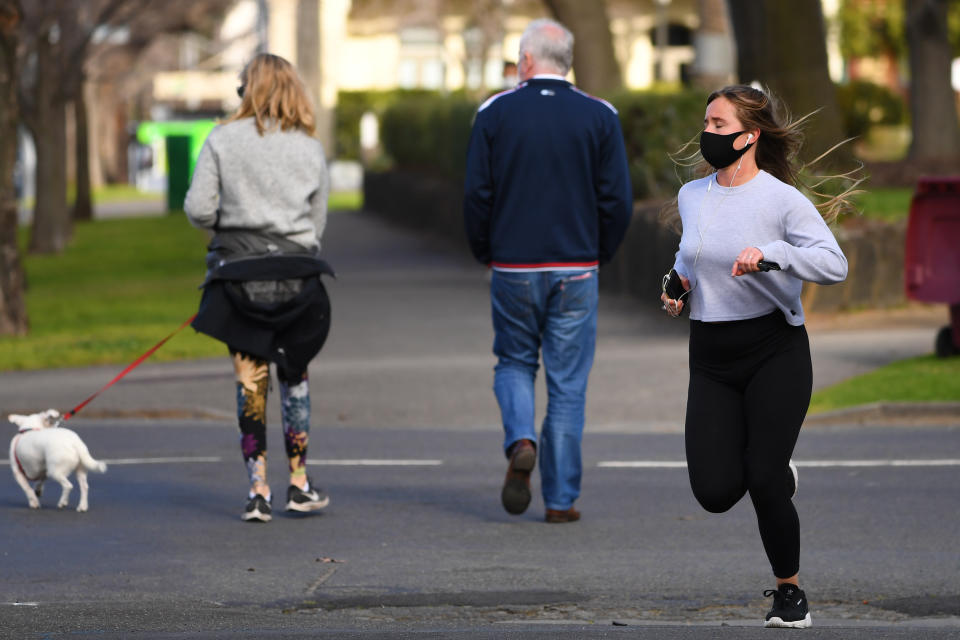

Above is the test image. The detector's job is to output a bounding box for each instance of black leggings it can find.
[685,312,811,579]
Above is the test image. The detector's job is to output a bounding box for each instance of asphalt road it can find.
[1,210,958,638]
[0,422,958,638]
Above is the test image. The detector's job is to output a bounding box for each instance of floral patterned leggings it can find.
[230,348,311,491]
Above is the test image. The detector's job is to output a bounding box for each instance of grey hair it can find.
[519,18,574,75]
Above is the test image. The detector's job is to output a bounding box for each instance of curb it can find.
[805,402,960,426]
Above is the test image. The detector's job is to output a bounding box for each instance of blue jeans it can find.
[490,269,598,511]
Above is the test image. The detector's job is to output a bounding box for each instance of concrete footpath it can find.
[1,210,958,638]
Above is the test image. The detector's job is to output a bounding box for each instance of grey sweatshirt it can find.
[184,117,328,251]
[673,170,847,326]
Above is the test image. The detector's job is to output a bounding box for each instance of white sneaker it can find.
[789,460,799,499]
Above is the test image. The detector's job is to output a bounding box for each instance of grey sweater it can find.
[184,117,328,251]
[673,170,847,326]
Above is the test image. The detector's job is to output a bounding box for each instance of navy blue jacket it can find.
[463,76,632,270]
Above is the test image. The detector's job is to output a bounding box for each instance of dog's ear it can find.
[8,414,26,428]
[43,409,61,428]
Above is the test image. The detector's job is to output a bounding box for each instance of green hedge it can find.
[335,89,433,160]
[369,88,708,199]
[379,92,478,179]
[835,80,907,139]
[348,84,908,198]
[607,89,707,199]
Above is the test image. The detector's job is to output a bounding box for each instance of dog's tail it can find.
[77,442,108,474]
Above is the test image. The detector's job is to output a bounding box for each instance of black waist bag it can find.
[192,254,334,380]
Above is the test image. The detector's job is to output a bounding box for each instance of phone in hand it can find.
[662,268,689,316]
[757,260,781,272]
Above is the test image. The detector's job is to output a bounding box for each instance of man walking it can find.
[463,19,632,523]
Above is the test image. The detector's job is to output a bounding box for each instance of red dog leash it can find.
[62,314,197,421]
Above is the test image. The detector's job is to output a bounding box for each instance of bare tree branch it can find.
[16,0,235,253]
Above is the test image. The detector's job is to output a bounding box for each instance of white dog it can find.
[8,409,107,512]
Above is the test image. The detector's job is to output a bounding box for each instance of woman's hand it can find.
[660,274,690,317]
[732,247,764,277]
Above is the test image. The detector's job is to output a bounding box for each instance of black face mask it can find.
[699,130,754,170]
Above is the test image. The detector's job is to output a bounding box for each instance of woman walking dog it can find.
[185,53,333,523]
[661,85,854,627]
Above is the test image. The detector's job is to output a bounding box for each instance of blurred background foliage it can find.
[838,0,960,60]
[345,82,913,205]
[835,80,907,140]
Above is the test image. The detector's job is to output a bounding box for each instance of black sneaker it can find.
[764,583,812,628]
[285,479,330,512]
[242,494,272,522]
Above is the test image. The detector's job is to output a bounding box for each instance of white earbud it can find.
[746,133,754,142]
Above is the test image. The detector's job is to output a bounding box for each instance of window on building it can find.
[648,23,694,47]
[398,26,445,89]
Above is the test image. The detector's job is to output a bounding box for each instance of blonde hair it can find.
[227,53,316,136]
[664,84,863,228]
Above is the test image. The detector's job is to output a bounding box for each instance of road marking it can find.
[793,459,960,468]
[4,457,955,469]
[0,457,444,467]
[598,461,688,469]
[308,459,444,466]
[0,456,222,466]
[103,456,223,465]
[598,459,960,468]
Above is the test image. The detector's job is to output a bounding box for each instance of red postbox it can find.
[904,177,960,357]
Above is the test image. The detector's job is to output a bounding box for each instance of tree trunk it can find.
[113,98,129,183]
[0,0,28,336]
[72,87,93,222]
[542,0,622,95]
[28,27,71,254]
[691,0,735,90]
[905,0,960,165]
[297,0,333,156]
[29,105,70,252]
[726,0,851,168]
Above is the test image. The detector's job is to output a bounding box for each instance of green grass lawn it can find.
[3,190,362,370]
[808,354,960,414]
[20,184,164,210]
[851,186,913,223]
[23,186,362,211]
[328,189,362,211]
[2,215,223,370]
[89,184,164,203]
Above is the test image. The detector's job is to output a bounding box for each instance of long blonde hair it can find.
[227,53,316,136]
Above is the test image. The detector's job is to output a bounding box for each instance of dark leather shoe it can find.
[501,439,536,515]
[545,507,580,523]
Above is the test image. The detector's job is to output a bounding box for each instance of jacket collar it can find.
[527,74,570,84]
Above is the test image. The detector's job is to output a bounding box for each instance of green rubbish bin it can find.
[166,135,192,212]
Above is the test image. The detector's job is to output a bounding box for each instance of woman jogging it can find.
[185,53,333,523]
[661,85,851,628]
